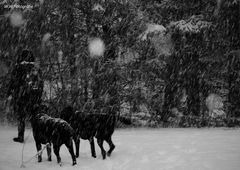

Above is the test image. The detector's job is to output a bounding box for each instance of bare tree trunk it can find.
[185,52,200,116]
[162,54,179,120]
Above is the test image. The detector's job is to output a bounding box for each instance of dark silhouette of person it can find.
[7,49,43,143]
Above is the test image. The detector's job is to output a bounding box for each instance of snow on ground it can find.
[0,126,240,170]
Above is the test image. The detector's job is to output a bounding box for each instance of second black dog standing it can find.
[60,106,116,159]
[31,105,76,166]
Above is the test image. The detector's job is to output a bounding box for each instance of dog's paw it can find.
[107,152,111,157]
[38,156,42,163]
[72,161,77,166]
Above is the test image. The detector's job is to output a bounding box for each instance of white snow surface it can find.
[0,126,240,170]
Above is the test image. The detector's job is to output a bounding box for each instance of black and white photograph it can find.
[0,0,240,170]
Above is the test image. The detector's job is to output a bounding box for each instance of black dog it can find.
[60,106,116,159]
[31,105,76,166]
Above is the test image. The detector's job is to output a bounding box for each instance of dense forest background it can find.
[0,0,240,127]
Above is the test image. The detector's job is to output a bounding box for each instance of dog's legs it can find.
[106,137,115,157]
[65,139,77,166]
[73,136,80,158]
[97,138,106,159]
[36,142,42,162]
[53,145,61,166]
[46,143,52,161]
[89,137,96,158]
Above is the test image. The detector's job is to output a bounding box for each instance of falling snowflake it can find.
[206,93,225,117]
[42,33,51,42]
[88,38,105,58]
[39,0,44,5]
[9,11,25,27]
[41,33,51,51]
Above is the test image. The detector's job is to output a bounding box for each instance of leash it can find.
[20,142,50,168]
[20,129,32,168]
[20,143,50,168]
[20,129,50,168]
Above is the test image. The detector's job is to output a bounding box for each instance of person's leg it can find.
[18,116,25,139]
[13,105,25,143]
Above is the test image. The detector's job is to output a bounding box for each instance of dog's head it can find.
[30,104,48,119]
[60,106,75,123]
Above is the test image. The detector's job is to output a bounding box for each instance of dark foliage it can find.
[0,0,240,128]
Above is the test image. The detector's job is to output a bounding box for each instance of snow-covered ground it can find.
[0,126,240,170]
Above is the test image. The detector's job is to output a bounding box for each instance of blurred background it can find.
[0,0,240,127]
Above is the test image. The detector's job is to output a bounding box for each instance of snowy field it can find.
[0,126,240,170]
